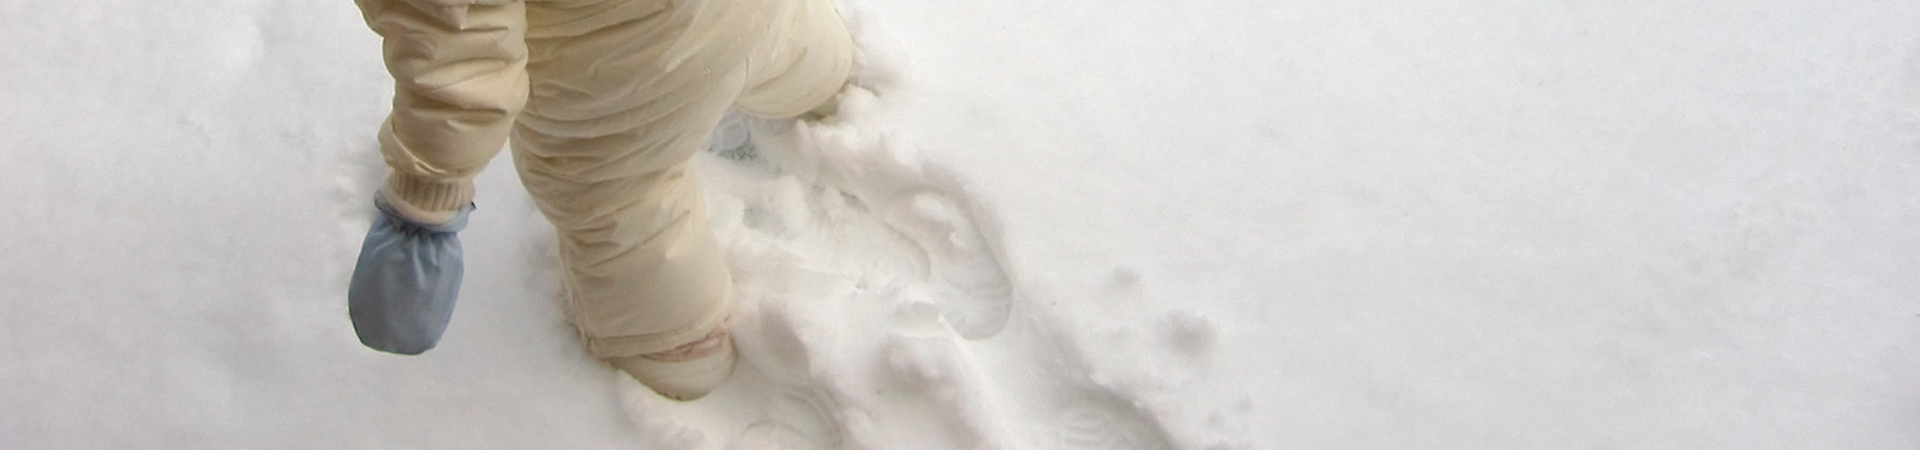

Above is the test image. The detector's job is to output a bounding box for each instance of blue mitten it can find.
[348,195,472,355]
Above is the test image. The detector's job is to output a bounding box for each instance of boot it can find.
[609,321,737,401]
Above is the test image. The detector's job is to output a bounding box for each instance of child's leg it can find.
[511,0,770,360]
[737,0,856,119]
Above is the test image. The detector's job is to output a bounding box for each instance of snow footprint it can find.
[727,388,843,450]
[873,189,1014,340]
[699,94,1179,449]
[1054,389,1176,450]
[711,108,1013,340]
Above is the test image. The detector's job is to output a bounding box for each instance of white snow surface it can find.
[4,0,1919,448]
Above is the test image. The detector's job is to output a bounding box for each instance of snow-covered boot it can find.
[709,108,758,161]
[610,321,737,401]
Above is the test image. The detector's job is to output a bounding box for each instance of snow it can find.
[4,0,1918,448]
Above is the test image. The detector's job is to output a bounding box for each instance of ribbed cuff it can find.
[384,171,474,217]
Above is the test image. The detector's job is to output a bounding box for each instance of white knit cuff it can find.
[381,172,472,224]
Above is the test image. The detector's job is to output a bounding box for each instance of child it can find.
[344,0,853,401]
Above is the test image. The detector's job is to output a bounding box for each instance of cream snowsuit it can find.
[356,0,852,358]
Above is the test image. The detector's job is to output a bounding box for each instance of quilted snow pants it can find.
[356,0,853,358]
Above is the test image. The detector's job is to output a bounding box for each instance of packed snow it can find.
[4,0,1918,448]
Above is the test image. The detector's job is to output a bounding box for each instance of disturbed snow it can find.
[4,0,1920,449]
